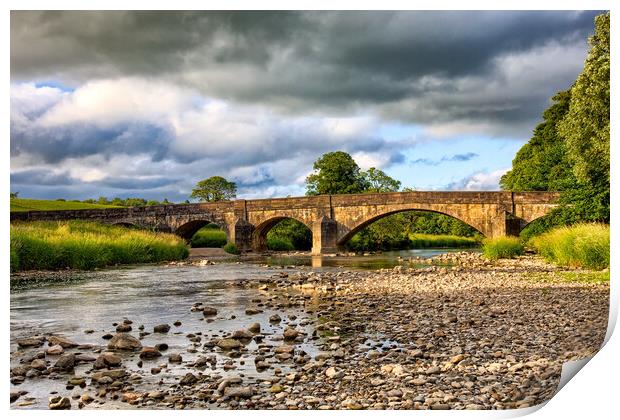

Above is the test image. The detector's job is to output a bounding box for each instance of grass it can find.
[223,243,240,255]
[529,223,610,270]
[482,236,524,260]
[523,271,610,285]
[190,224,227,248]
[267,238,295,251]
[10,221,188,271]
[408,233,480,248]
[11,198,122,212]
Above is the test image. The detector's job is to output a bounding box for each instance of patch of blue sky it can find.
[34,80,75,92]
[385,136,526,190]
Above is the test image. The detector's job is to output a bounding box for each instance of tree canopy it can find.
[305,151,369,195]
[190,176,237,202]
[363,167,402,193]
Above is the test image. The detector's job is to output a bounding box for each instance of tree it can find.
[10,192,19,198]
[305,151,369,195]
[558,12,610,188]
[500,89,576,191]
[363,167,401,193]
[191,176,237,202]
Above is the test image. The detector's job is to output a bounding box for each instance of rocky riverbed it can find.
[10,252,609,410]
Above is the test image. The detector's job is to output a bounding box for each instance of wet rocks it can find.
[202,307,218,317]
[168,353,182,363]
[217,338,242,350]
[53,354,76,372]
[139,347,162,359]
[49,396,71,410]
[223,386,253,399]
[48,336,78,349]
[46,344,64,355]
[91,369,126,383]
[325,367,344,380]
[179,373,198,386]
[269,314,282,323]
[107,333,142,351]
[17,336,45,348]
[153,324,171,333]
[94,353,122,369]
[231,330,253,340]
[248,322,261,333]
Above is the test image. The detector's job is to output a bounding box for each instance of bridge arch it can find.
[336,207,484,247]
[174,219,229,242]
[252,216,313,252]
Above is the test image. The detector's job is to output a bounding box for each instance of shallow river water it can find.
[10,248,475,409]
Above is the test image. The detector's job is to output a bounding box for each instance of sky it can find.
[10,10,601,201]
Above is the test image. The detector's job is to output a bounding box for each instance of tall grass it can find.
[482,236,524,260]
[409,233,480,248]
[530,223,609,270]
[10,221,188,271]
[190,224,227,248]
[267,238,295,251]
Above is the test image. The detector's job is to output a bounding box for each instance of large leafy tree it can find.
[305,151,369,195]
[500,89,576,191]
[363,167,402,192]
[191,176,237,202]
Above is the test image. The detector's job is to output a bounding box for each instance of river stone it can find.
[91,369,126,382]
[46,344,64,355]
[115,324,132,332]
[283,328,299,340]
[139,347,162,359]
[17,337,44,348]
[202,307,218,317]
[49,396,71,410]
[248,323,261,333]
[107,333,142,351]
[269,314,282,323]
[325,367,344,379]
[30,359,47,371]
[54,354,76,371]
[94,353,122,368]
[245,308,261,315]
[217,338,242,350]
[168,353,182,363]
[48,336,78,349]
[154,324,171,333]
[231,330,253,339]
[274,345,294,354]
[179,373,198,385]
[224,386,253,398]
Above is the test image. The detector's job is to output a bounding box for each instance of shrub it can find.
[223,242,240,255]
[10,221,188,271]
[482,236,524,260]
[190,226,227,248]
[530,223,609,270]
[267,238,295,251]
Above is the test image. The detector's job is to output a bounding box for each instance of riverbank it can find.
[10,252,608,410]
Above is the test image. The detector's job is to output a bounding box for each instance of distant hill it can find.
[10,198,123,212]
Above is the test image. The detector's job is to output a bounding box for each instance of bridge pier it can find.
[230,218,254,252]
[312,216,339,255]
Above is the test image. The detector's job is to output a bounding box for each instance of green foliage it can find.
[267,238,295,251]
[223,242,240,255]
[482,237,524,260]
[558,13,610,188]
[191,176,237,202]
[500,89,575,191]
[190,225,227,248]
[530,223,609,270]
[501,12,609,227]
[10,221,188,271]
[306,151,369,195]
[10,198,122,212]
[362,167,401,192]
[267,219,312,250]
[409,234,480,248]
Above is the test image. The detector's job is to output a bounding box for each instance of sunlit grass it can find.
[10,221,188,271]
[408,233,480,248]
[11,198,122,212]
[530,223,610,270]
[190,224,227,248]
[482,236,524,260]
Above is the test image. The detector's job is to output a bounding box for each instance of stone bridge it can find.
[10,191,559,255]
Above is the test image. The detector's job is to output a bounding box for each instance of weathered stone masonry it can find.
[10,191,559,255]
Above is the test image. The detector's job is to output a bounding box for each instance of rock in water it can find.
[54,354,76,372]
[283,328,299,340]
[217,338,242,350]
[49,396,71,409]
[202,307,218,317]
[231,330,253,339]
[153,324,171,333]
[139,347,162,359]
[224,386,254,398]
[248,322,261,333]
[107,333,142,351]
[48,336,78,349]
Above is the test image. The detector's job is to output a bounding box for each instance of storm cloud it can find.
[10,11,601,199]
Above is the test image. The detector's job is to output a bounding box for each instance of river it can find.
[10,248,474,409]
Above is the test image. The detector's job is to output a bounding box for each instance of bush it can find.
[530,223,609,270]
[409,234,480,248]
[190,226,227,248]
[10,221,188,271]
[223,242,240,255]
[482,236,524,260]
[267,238,295,251]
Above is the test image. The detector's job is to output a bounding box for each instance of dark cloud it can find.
[411,152,479,166]
[10,11,601,137]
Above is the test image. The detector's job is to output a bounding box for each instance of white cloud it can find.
[449,168,509,191]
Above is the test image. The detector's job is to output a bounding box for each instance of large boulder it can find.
[107,333,142,351]
[217,338,242,350]
[53,354,76,372]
